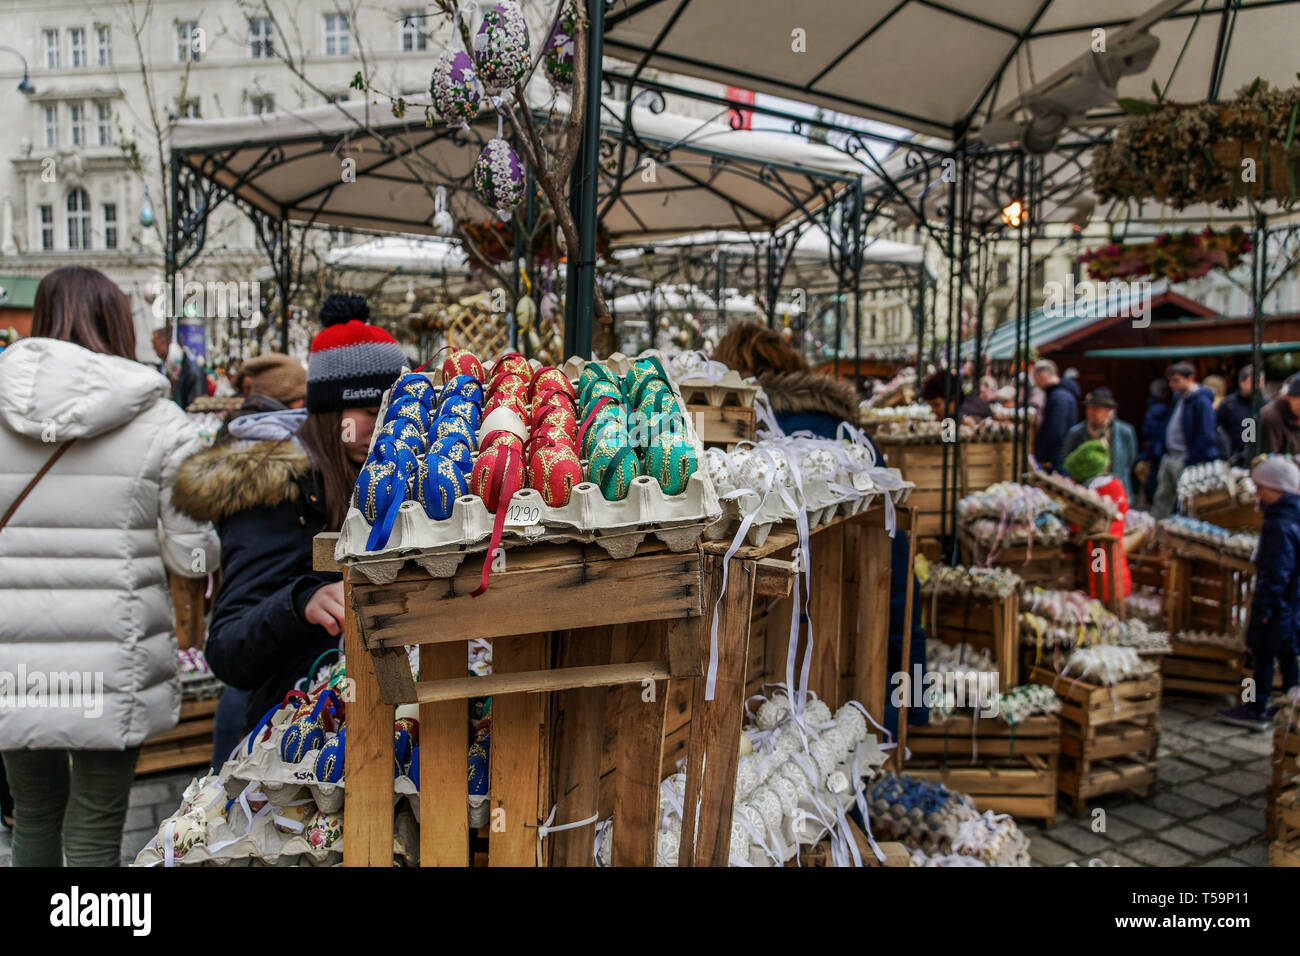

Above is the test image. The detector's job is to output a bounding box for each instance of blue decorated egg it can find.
[314,729,345,783]
[280,717,325,764]
[416,455,470,520]
[441,373,485,407]
[392,373,436,406]
[430,435,473,471]
[434,412,477,449]
[440,395,482,431]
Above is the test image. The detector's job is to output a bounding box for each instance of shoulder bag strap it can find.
[0,440,76,533]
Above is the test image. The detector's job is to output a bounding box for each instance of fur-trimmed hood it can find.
[757,370,859,424]
[173,438,313,523]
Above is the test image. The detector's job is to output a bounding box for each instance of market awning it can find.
[604,0,1300,140]
[169,92,863,242]
[1086,340,1300,358]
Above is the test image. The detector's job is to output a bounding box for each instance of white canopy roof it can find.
[170,92,863,241]
[325,235,469,272]
[603,0,1300,139]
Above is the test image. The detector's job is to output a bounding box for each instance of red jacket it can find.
[1082,475,1132,601]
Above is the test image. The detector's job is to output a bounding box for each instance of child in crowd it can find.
[1217,458,1300,730]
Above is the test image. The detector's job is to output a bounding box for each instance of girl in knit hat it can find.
[1217,457,1300,730]
[1063,438,1132,602]
[172,304,407,760]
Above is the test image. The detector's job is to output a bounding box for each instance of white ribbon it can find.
[537,804,600,840]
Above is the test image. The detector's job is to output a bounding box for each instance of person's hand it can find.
[304,581,346,636]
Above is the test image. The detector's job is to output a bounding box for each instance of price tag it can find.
[504,502,542,527]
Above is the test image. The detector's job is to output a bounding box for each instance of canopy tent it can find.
[324,235,469,273]
[603,0,1300,141]
[168,92,863,247]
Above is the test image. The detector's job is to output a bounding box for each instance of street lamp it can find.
[0,46,35,95]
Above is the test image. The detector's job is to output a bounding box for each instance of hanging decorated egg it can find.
[473,2,531,94]
[543,1,577,89]
[440,395,482,431]
[432,184,456,236]
[473,138,525,216]
[430,49,482,126]
[490,351,532,381]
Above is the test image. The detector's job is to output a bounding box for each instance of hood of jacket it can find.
[757,370,859,424]
[0,337,170,441]
[1262,493,1300,525]
[172,411,313,522]
[1049,377,1081,401]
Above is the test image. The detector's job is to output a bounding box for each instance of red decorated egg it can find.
[442,349,484,383]
[471,432,524,511]
[531,366,575,402]
[489,352,532,382]
[528,442,583,507]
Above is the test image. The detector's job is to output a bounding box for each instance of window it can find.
[39,205,54,250]
[179,97,201,119]
[324,14,349,55]
[249,93,275,115]
[324,90,349,104]
[249,17,273,58]
[69,27,87,68]
[401,12,427,51]
[44,29,60,70]
[177,21,201,62]
[97,25,112,66]
[69,103,85,147]
[67,188,91,250]
[96,102,112,145]
[43,105,58,148]
[1032,259,1046,289]
[996,258,1009,286]
[103,203,118,249]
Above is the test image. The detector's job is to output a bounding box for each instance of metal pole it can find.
[564,0,604,359]
[279,214,291,354]
[852,180,862,395]
[1013,152,1026,478]
[1249,211,1267,460]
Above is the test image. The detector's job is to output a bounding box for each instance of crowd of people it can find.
[0,268,1297,866]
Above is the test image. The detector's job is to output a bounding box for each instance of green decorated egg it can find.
[645,431,697,496]
[588,439,641,501]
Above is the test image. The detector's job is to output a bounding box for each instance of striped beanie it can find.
[307,311,407,413]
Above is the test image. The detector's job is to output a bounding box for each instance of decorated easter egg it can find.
[273,803,315,835]
[489,352,532,382]
[369,436,420,481]
[580,376,623,410]
[417,454,471,520]
[530,366,575,402]
[468,721,490,796]
[441,373,484,406]
[430,435,473,471]
[473,1,531,94]
[533,402,578,444]
[441,348,483,383]
[375,417,426,454]
[305,811,343,851]
[581,407,626,460]
[156,812,207,860]
[392,373,435,406]
[353,459,401,524]
[434,413,477,449]
[645,431,697,495]
[636,386,680,417]
[543,1,577,89]
[483,390,529,424]
[471,432,524,511]
[430,48,482,126]
[588,439,641,501]
[314,729,345,784]
[383,394,432,434]
[486,371,531,403]
[433,209,456,237]
[528,442,583,507]
[440,395,482,431]
[474,138,525,214]
[280,716,326,764]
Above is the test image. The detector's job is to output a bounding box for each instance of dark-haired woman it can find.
[0,266,220,866]
[173,310,406,754]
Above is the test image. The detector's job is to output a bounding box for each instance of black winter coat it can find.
[172,429,341,734]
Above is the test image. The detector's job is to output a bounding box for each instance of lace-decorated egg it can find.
[755,694,790,730]
[821,724,853,762]
[772,774,800,812]
[473,1,530,95]
[729,817,751,858]
[430,49,482,126]
[656,828,680,867]
[835,705,869,743]
[750,786,784,837]
[739,803,767,844]
[772,728,801,758]
[474,138,525,217]
[809,738,837,778]
[804,699,832,726]
[735,753,760,798]
[801,446,838,481]
[704,447,731,488]
[781,759,815,794]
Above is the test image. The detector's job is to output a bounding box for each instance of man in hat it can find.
[1063,387,1138,500]
[1032,358,1079,474]
[1217,457,1300,730]
[1218,365,1257,464]
[1260,374,1300,456]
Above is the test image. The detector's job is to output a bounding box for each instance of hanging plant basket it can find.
[1092,79,1300,211]
[1077,226,1253,283]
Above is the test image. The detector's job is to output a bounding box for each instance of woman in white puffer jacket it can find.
[0,266,219,866]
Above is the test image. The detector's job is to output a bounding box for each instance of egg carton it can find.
[335,350,723,583]
[704,473,912,550]
[676,372,757,409]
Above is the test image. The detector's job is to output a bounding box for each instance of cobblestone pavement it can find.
[1023,696,1274,867]
[0,696,1277,867]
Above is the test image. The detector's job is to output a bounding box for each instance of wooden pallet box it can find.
[880,439,1016,548]
[1161,537,1255,636]
[923,589,1020,688]
[1268,725,1300,837]
[1271,788,1300,865]
[1160,639,1246,697]
[959,528,1076,590]
[906,714,1060,825]
[1028,666,1161,815]
[137,697,220,775]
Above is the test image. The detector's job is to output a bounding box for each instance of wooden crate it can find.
[907,714,1060,825]
[1164,545,1254,637]
[923,590,1020,688]
[880,439,1015,548]
[960,527,1076,590]
[1271,788,1300,864]
[136,696,219,775]
[1268,725,1300,837]
[686,404,756,448]
[1187,491,1262,532]
[1029,666,1160,815]
[1160,639,1246,697]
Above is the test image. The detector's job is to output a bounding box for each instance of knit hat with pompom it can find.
[1064,439,1109,484]
[306,300,406,412]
